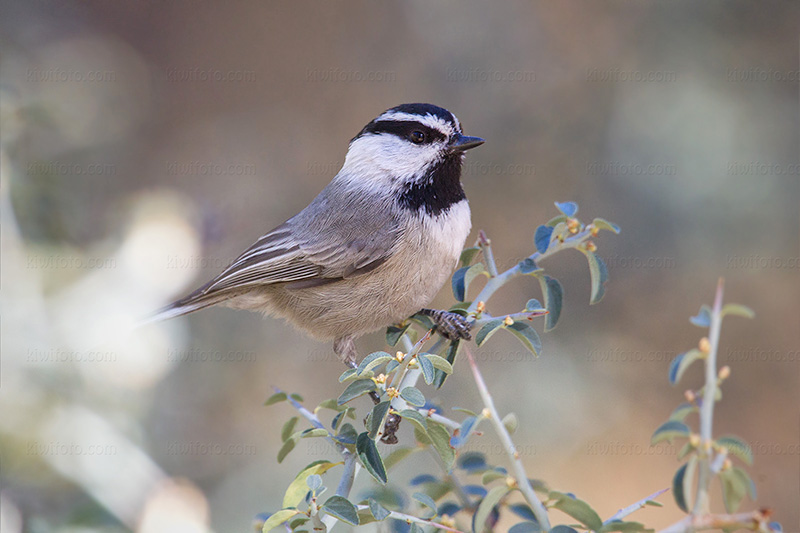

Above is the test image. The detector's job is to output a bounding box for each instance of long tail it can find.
[136,286,231,328]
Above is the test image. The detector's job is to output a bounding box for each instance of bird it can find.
[145,103,484,367]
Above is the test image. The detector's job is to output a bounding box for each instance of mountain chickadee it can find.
[147,103,484,366]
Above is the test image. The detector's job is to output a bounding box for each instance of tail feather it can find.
[136,287,230,328]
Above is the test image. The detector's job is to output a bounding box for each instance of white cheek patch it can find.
[342,134,444,184]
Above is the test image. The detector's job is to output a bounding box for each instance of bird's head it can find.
[339,104,484,212]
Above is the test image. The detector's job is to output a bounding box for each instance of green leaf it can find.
[554,201,578,217]
[721,304,755,319]
[592,217,621,234]
[427,421,455,471]
[386,323,411,347]
[433,339,461,389]
[400,386,426,407]
[423,353,453,375]
[506,321,542,356]
[669,349,705,385]
[281,417,298,442]
[413,492,438,515]
[582,250,609,304]
[264,392,287,406]
[338,379,377,405]
[716,435,753,465]
[357,432,387,484]
[398,409,428,433]
[368,497,391,521]
[300,428,329,439]
[538,274,564,331]
[720,466,755,513]
[368,401,391,439]
[690,305,712,327]
[317,398,346,412]
[669,402,697,422]
[549,491,603,531]
[535,225,554,254]
[482,469,507,484]
[475,318,505,346]
[599,521,652,532]
[306,474,323,491]
[550,527,580,533]
[357,352,393,376]
[415,353,436,385]
[503,413,519,434]
[277,439,295,463]
[282,460,340,508]
[452,263,489,301]
[677,442,695,461]
[651,420,691,445]
[336,422,358,444]
[546,214,568,227]
[261,509,300,532]
[673,456,697,513]
[474,485,511,532]
[460,246,481,267]
[321,495,359,526]
[338,368,357,382]
[519,257,541,275]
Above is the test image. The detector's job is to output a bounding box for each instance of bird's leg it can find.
[334,336,382,404]
[418,309,473,341]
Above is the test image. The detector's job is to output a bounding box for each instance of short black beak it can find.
[449,134,485,153]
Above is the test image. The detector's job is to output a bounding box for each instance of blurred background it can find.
[1,1,798,531]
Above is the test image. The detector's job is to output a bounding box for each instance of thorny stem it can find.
[464,345,552,531]
[692,278,725,516]
[604,487,669,524]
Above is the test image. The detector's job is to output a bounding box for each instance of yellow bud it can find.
[375,373,386,384]
[386,387,399,399]
[719,366,731,380]
[703,439,712,452]
[684,390,696,403]
[395,351,405,363]
[503,315,515,326]
[699,337,711,353]
[689,434,701,447]
[481,408,492,419]
[588,224,599,237]
[586,241,597,252]
[722,458,732,471]
[409,356,417,368]
[567,218,580,233]
[476,301,486,313]
[505,476,518,488]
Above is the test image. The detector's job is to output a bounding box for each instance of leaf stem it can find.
[604,487,669,524]
[463,345,551,531]
[692,278,725,515]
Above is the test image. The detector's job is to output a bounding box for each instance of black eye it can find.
[409,130,426,144]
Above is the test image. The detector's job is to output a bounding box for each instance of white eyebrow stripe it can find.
[376,112,456,137]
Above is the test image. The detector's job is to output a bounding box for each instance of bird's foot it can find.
[419,309,473,341]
